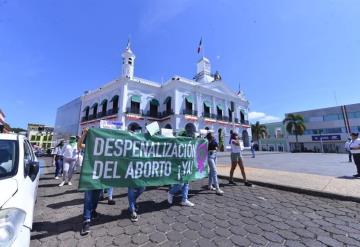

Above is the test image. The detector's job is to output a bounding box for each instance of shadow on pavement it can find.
[42,189,81,198]
[38,183,63,188]
[337,175,359,180]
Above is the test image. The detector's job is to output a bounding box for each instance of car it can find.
[0,133,40,247]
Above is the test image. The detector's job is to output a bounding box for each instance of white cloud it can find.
[248,111,281,124]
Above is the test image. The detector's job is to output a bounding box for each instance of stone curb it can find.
[218,175,360,203]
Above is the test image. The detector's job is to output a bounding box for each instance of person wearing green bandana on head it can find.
[59,136,78,187]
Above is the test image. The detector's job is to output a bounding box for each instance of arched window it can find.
[83,106,90,119]
[90,103,98,119]
[100,99,108,117]
[149,99,159,117]
[164,124,172,129]
[110,95,119,114]
[128,122,142,133]
[203,101,211,118]
[240,110,245,123]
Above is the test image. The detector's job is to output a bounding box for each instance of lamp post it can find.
[319,130,324,153]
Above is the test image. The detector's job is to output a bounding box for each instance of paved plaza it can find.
[217,152,357,177]
[30,158,360,247]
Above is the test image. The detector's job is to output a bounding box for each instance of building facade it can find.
[259,122,288,152]
[55,43,252,146]
[285,103,360,153]
[0,109,10,133]
[27,123,54,150]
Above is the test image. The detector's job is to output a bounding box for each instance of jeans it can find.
[348,151,353,162]
[251,148,255,158]
[101,187,114,199]
[169,183,189,202]
[353,154,360,174]
[55,159,63,177]
[208,153,219,188]
[128,187,145,213]
[83,189,102,222]
[63,158,75,182]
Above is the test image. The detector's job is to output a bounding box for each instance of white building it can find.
[55,42,252,147]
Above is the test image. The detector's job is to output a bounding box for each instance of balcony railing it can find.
[145,111,162,118]
[81,108,119,122]
[183,109,198,116]
[240,119,249,125]
[126,108,143,115]
[162,109,174,118]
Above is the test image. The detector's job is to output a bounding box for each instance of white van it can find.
[0,134,40,247]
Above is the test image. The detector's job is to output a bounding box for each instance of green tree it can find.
[251,121,267,142]
[283,114,306,152]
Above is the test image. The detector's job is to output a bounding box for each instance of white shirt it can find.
[231,140,242,154]
[349,138,360,154]
[52,146,63,156]
[62,144,78,159]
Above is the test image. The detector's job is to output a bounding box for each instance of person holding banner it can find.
[59,136,78,187]
[167,183,194,207]
[206,132,224,195]
[128,187,145,222]
[78,129,102,235]
[229,133,252,187]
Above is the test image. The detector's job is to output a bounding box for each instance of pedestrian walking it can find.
[345,138,352,162]
[59,136,78,187]
[52,140,64,179]
[206,132,224,195]
[349,133,360,177]
[100,188,116,205]
[78,128,103,235]
[167,183,194,207]
[229,133,252,187]
[250,140,256,158]
[128,187,145,222]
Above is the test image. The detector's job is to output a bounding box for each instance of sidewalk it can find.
[217,164,360,202]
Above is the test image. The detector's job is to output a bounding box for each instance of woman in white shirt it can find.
[349,133,360,178]
[59,136,78,186]
[229,133,252,186]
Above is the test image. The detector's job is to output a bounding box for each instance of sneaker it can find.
[216,189,224,195]
[130,211,138,222]
[67,181,72,186]
[54,176,59,180]
[208,186,216,191]
[80,221,90,235]
[91,210,99,220]
[58,181,65,187]
[108,199,116,205]
[181,200,194,207]
[244,181,253,187]
[229,180,237,185]
[167,192,174,204]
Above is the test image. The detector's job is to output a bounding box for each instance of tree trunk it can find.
[295,134,299,152]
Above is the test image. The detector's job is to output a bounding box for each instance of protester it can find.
[167,183,194,207]
[59,136,78,186]
[100,188,116,205]
[128,187,145,222]
[206,132,223,195]
[167,130,196,207]
[78,128,103,235]
[250,140,256,158]
[229,133,252,187]
[52,140,64,179]
[345,138,352,162]
[349,133,360,177]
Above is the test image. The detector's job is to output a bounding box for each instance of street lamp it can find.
[319,130,324,153]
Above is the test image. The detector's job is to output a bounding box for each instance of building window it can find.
[323,114,342,121]
[203,101,211,117]
[101,99,108,116]
[43,136,47,141]
[228,108,232,122]
[110,95,119,114]
[48,135,53,141]
[240,110,245,123]
[31,135,36,141]
[348,112,360,119]
[130,95,141,114]
[36,135,41,141]
[185,96,193,112]
[217,105,223,118]
[91,103,98,118]
[150,99,159,117]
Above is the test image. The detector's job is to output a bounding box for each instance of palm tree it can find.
[251,121,267,142]
[283,114,306,152]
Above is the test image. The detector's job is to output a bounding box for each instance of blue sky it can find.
[1,0,360,128]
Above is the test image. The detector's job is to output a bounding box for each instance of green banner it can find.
[79,128,209,190]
